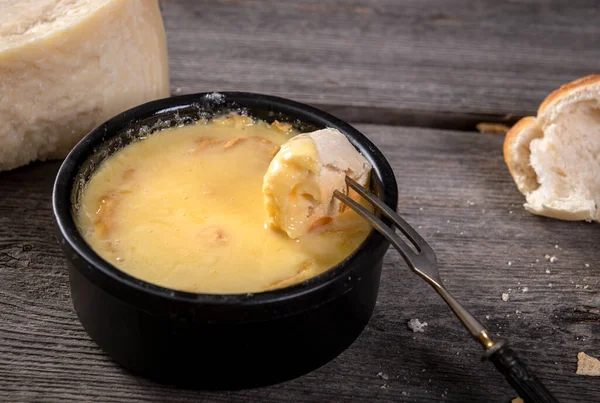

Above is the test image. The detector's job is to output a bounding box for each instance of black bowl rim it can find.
[52,91,398,306]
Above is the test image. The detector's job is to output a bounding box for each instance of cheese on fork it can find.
[0,0,170,171]
[263,128,371,239]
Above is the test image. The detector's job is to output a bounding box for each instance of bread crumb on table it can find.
[407,318,428,332]
[475,122,510,134]
[377,372,389,380]
[549,256,558,263]
[502,293,510,302]
[512,398,524,403]
[577,352,600,376]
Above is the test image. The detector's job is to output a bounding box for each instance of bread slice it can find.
[504,75,600,222]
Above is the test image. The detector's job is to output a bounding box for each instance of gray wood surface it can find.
[162,0,600,128]
[1,125,598,402]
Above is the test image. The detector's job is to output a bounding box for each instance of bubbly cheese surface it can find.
[76,115,372,294]
[0,0,170,171]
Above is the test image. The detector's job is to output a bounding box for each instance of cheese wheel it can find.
[0,0,170,171]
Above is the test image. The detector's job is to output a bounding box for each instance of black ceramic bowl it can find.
[52,92,398,389]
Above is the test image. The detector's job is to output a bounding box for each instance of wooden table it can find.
[1,1,598,402]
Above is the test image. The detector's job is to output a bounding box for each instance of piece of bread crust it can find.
[503,116,542,194]
[503,74,600,222]
[576,352,600,376]
[538,74,600,119]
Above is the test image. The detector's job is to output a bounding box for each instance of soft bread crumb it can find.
[502,293,510,302]
[577,352,600,376]
[503,75,600,222]
[407,319,428,332]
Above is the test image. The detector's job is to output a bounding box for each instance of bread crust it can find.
[505,75,600,178]
[504,74,600,222]
[503,116,540,193]
[538,74,600,117]
[503,116,537,174]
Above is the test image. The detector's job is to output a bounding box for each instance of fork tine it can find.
[344,176,433,255]
[333,190,417,262]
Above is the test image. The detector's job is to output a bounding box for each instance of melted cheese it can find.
[262,134,323,238]
[263,128,372,238]
[76,115,371,294]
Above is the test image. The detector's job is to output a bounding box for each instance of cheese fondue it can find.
[76,114,371,294]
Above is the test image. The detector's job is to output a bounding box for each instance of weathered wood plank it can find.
[161,0,600,127]
[0,125,598,402]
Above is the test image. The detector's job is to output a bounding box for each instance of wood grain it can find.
[161,0,600,128]
[1,125,598,402]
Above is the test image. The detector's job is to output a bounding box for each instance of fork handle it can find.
[486,343,559,403]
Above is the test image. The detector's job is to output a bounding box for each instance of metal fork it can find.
[334,176,559,403]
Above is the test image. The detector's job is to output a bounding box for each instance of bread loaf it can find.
[504,75,600,222]
[0,0,170,171]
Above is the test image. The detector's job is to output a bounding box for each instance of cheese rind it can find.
[263,128,372,239]
[0,0,170,171]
